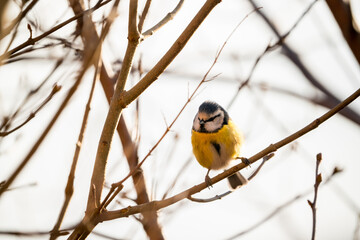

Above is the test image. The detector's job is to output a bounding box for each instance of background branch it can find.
[326,0,360,64]
[248,0,360,125]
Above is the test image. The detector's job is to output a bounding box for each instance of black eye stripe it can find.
[204,113,221,123]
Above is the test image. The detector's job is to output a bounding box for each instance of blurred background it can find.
[0,0,359,239]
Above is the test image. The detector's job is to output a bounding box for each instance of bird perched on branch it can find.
[191,101,248,189]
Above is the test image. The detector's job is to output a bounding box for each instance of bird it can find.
[191,101,248,189]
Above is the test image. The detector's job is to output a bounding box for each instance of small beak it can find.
[199,119,205,125]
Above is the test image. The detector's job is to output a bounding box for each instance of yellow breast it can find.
[191,120,243,170]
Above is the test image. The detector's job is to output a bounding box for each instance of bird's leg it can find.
[205,169,213,189]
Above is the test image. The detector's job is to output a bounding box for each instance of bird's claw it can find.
[205,175,213,189]
[237,157,251,167]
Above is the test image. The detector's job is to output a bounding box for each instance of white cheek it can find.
[192,114,200,131]
[205,114,223,132]
[205,122,218,132]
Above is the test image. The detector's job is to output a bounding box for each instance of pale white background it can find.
[0,0,360,239]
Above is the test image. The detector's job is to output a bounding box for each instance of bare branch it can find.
[308,153,323,240]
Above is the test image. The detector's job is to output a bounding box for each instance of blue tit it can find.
[191,101,248,189]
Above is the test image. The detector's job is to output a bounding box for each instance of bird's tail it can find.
[227,172,248,190]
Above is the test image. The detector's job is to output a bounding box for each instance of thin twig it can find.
[0,0,39,41]
[138,0,152,33]
[226,43,269,110]
[141,0,184,39]
[1,0,39,53]
[0,84,62,137]
[227,0,318,110]
[280,0,319,42]
[188,191,232,203]
[247,153,274,181]
[308,153,323,240]
[2,182,37,192]
[0,59,62,131]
